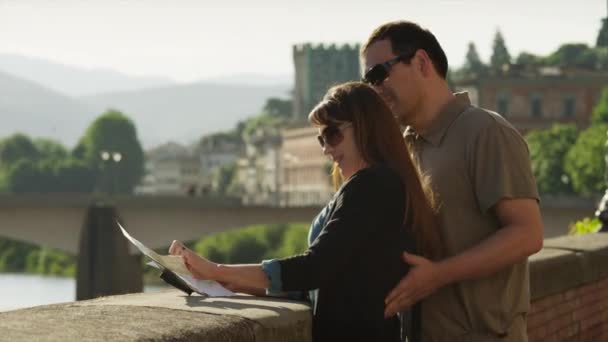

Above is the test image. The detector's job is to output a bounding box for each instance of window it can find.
[530,95,543,118]
[496,93,510,116]
[563,97,576,118]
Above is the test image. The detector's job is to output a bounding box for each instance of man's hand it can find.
[384,251,445,318]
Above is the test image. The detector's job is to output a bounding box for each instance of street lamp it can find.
[100,150,123,195]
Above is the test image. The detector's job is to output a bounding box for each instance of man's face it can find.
[363,39,422,126]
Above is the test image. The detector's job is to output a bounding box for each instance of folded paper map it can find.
[117,222,234,297]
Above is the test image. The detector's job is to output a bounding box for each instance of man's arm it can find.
[384,197,543,318]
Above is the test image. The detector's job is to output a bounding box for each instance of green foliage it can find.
[0,134,40,166]
[262,98,292,119]
[564,123,608,196]
[546,43,598,69]
[526,124,578,195]
[599,18,608,47]
[193,223,309,264]
[592,87,608,124]
[273,226,309,257]
[242,113,286,140]
[34,139,68,161]
[463,42,487,76]
[75,109,144,194]
[212,162,237,196]
[568,217,601,235]
[490,30,511,72]
[515,52,545,68]
[198,131,241,151]
[3,158,96,193]
[0,110,140,194]
[0,223,310,279]
[0,238,75,276]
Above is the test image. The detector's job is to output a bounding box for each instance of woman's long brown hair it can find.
[309,82,443,260]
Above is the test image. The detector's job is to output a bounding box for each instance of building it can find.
[292,43,361,119]
[455,66,608,133]
[135,142,202,195]
[279,123,333,207]
[197,134,243,193]
[234,128,282,206]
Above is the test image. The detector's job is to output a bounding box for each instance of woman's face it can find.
[317,122,366,179]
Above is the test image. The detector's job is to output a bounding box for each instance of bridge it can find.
[0,194,322,253]
[0,194,598,299]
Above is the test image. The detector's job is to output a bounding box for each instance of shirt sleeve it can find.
[277,168,403,292]
[469,121,540,213]
[261,259,283,294]
[261,204,331,298]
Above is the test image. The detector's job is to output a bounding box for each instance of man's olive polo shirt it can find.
[404,92,539,341]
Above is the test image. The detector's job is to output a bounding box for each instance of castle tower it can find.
[292,43,361,119]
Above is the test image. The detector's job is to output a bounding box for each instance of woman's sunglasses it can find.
[362,50,417,86]
[317,123,352,148]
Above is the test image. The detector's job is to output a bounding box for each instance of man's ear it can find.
[414,50,434,78]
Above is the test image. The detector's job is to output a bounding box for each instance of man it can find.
[361,21,543,341]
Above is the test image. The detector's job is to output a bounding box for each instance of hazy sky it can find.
[0,0,605,83]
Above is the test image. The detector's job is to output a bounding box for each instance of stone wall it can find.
[1,233,607,341]
[528,233,608,340]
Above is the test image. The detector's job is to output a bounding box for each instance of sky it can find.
[0,0,605,83]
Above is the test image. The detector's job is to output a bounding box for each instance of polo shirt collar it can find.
[406,92,471,146]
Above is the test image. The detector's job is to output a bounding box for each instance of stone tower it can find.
[292,43,361,119]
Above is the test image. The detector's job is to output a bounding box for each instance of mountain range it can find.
[0,54,292,148]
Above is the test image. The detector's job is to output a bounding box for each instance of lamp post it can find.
[100,150,123,195]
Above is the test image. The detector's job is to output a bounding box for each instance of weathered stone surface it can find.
[529,248,584,300]
[0,290,312,342]
[530,233,608,300]
[3,234,607,341]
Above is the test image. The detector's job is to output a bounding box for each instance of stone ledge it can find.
[529,233,608,300]
[0,289,312,342]
[3,234,607,341]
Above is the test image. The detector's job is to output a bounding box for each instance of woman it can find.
[169,82,442,341]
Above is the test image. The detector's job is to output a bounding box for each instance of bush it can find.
[193,223,310,264]
[568,217,601,235]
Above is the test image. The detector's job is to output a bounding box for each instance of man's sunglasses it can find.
[317,123,352,148]
[362,50,417,86]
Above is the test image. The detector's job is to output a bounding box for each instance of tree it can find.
[547,43,597,69]
[4,159,49,193]
[213,162,237,196]
[74,109,144,194]
[564,123,608,196]
[263,98,292,119]
[52,159,97,193]
[463,42,487,76]
[34,139,68,161]
[526,124,578,194]
[592,87,608,124]
[598,17,608,47]
[0,134,40,166]
[242,113,285,140]
[515,52,545,68]
[490,30,511,72]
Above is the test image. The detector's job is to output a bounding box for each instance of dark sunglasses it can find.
[317,123,352,148]
[362,50,417,86]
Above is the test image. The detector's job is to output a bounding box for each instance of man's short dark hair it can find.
[362,21,449,79]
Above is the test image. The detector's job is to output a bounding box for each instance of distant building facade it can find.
[455,67,608,133]
[279,124,333,207]
[292,43,361,119]
[136,138,241,196]
[197,136,242,193]
[234,129,282,206]
[135,142,202,195]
